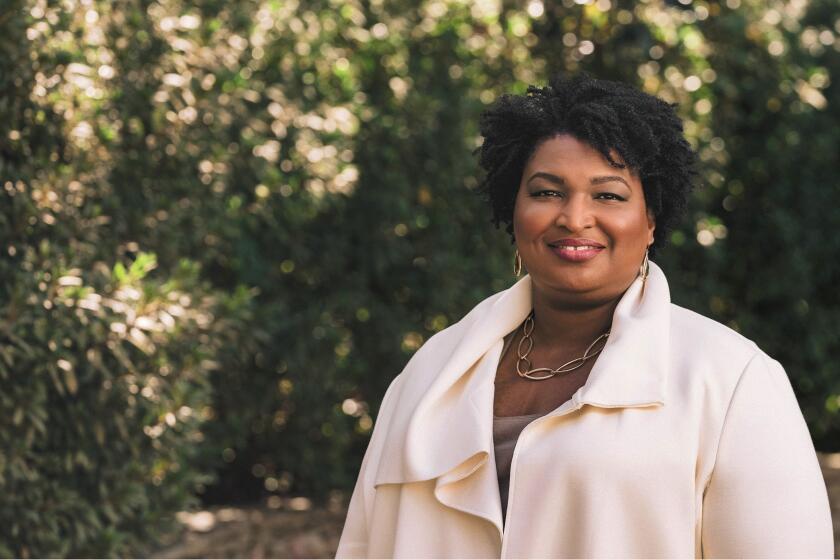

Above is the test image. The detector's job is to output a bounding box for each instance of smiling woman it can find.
[514,135,654,303]
[335,74,834,559]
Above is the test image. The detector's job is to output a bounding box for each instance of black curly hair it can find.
[474,73,697,256]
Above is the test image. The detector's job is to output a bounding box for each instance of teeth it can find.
[558,245,599,251]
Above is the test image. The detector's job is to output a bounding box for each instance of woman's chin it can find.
[533,270,604,296]
[534,266,639,306]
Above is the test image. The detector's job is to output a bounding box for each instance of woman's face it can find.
[513,134,655,305]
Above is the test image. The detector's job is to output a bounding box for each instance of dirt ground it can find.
[153,453,840,559]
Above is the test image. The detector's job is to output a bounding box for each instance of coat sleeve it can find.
[701,352,834,558]
[335,374,403,559]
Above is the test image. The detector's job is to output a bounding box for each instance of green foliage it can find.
[1,0,839,555]
[0,252,217,557]
[0,3,226,555]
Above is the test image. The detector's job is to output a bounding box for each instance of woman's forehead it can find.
[525,135,634,176]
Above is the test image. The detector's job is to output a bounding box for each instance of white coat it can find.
[336,262,834,558]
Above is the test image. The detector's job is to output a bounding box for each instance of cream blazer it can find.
[336,262,834,558]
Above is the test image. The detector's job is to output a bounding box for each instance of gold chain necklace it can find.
[516,312,610,381]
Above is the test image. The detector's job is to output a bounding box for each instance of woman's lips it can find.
[548,244,605,262]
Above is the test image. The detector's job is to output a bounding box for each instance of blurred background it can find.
[1,0,839,557]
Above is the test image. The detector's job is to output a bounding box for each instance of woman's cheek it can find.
[516,202,552,234]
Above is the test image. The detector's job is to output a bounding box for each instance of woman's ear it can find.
[646,209,656,246]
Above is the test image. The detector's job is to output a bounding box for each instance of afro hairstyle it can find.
[474,72,697,256]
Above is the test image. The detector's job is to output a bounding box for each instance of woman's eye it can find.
[532,190,562,197]
[596,193,625,201]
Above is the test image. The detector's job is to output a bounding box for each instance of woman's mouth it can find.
[547,240,605,262]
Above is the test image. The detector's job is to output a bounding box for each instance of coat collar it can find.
[373,261,672,535]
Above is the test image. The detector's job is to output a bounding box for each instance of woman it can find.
[336,74,834,558]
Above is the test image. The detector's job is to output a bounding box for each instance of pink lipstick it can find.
[547,238,606,262]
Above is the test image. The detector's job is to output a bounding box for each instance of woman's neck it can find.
[530,288,620,351]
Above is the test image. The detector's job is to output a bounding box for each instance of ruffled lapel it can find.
[576,260,671,407]
[372,271,532,483]
[372,262,672,539]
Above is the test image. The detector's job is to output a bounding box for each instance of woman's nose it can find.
[554,196,594,232]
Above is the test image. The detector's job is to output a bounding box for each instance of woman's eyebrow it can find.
[527,172,629,188]
[527,171,564,185]
[590,175,629,187]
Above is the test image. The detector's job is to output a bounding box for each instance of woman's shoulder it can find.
[406,286,508,366]
[378,286,510,403]
[669,303,756,347]
[668,302,772,374]
[371,287,511,436]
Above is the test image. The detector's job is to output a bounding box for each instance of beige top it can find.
[493,333,547,524]
[493,412,543,524]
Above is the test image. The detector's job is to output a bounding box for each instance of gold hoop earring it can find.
[514,250,522,277]
[639,247,650,282]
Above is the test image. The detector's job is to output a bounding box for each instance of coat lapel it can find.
[372,262,672,540]
[577,260,671,407]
